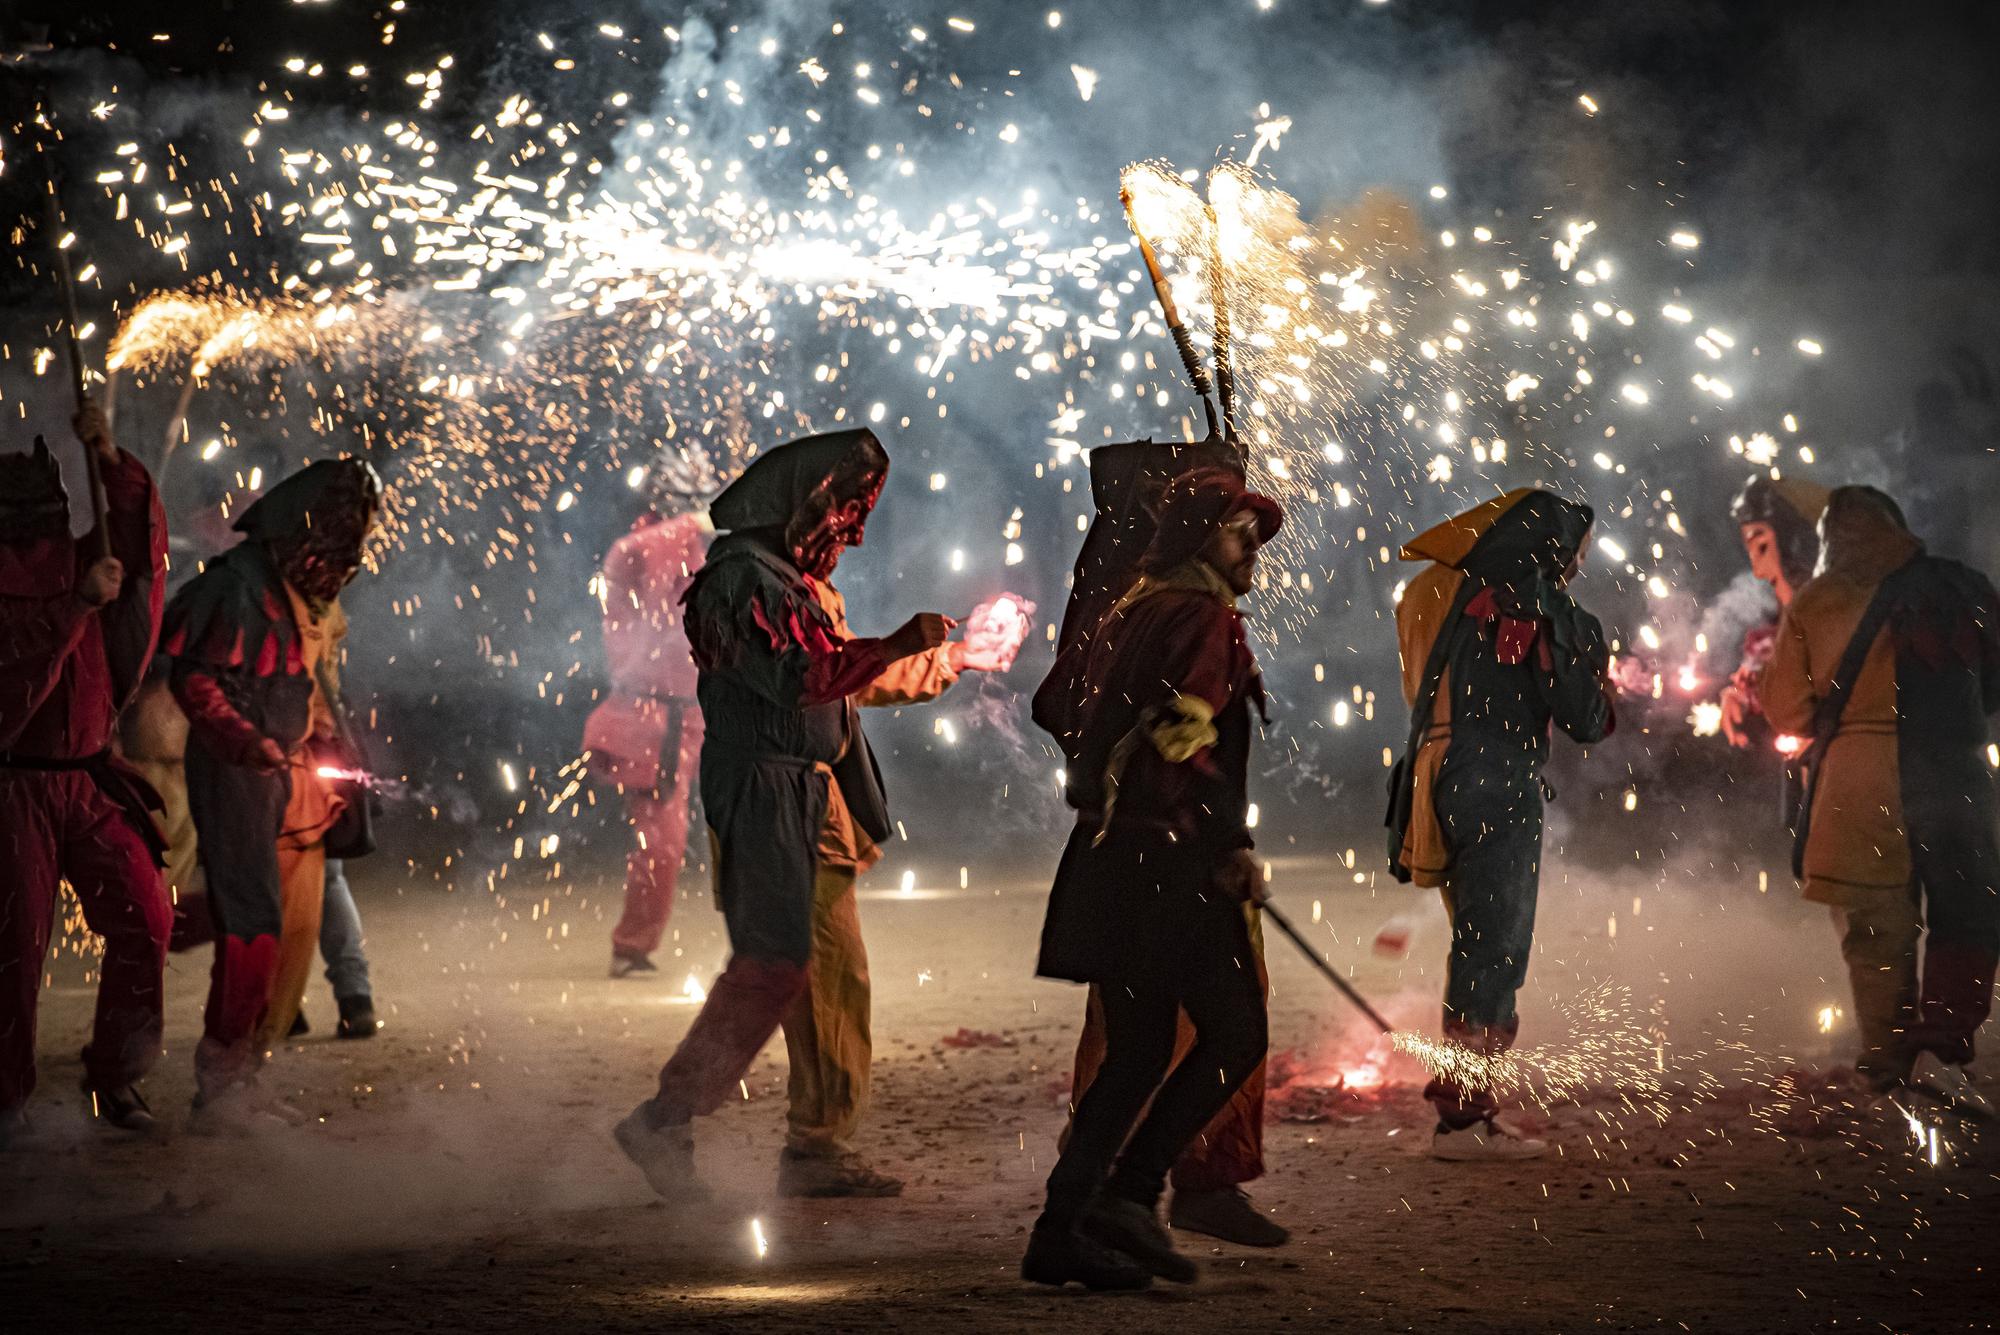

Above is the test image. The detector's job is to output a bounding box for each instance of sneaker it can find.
[1021,1224,1152,1291]
[1431,1117,1547,1161]
[1081,1195,1198,1284]
[614,1101,707,1200]
[776,1149,903,1198]
[1170,1186,1291,1247]
[287,1010,311,1039]
[1908,1053,1997,1122]
[609,950,658,979]
[336,996,380,1040]
[83,1079,159,1133]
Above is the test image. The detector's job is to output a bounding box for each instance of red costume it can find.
[0,442,170,1117]
[583,513,708,964]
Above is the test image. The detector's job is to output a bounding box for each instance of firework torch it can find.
[1204,204,1239,451]
[40,143,111,558]
[1120,186,1220,441]
[1261,900,1395,1035]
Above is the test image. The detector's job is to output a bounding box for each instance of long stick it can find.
[1120,187,1220,440]
[1204,205,1238,450]
[1261,900,1395,1035]
[41,145,112,557]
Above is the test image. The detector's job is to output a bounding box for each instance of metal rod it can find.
[1261,900,1395,1035]
[1120,187,1220,439]
[40,137,111,558]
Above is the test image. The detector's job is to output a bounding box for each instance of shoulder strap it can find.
[1403,578,1479,761]
[1790,563,1915,878]
[1809,570,1910,747]
[1385,576,1479,848]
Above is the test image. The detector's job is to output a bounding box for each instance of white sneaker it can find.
[1431,1117,1547,1161]
[614,1102,709,1200]
[1907,1053,1997,1122]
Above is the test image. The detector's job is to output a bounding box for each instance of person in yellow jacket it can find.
[1761,486,2000,1119]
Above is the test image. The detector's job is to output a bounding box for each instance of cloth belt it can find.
[0,747,170,865]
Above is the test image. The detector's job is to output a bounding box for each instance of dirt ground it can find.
[3,848,1994,1333]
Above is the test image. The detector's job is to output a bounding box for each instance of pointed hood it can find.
[1815,485,1921,582]
[1401,487,1593,585]
[234,458,383,539]
[708,429,888,533]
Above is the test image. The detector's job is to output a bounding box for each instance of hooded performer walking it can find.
[1024,467,1280,1291]
[614,428,964,1198]
[0,402,169,1143]
[160,458,382,1129]
[1761,486,2000,1119]
[1387,488,1613,1160]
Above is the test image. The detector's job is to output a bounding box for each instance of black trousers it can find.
[1041,881,1267,1225]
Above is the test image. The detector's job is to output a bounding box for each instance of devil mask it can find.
[235,458,384,603]
[707,429,890,579]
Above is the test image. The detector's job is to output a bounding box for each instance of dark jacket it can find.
[1036,564,1262,985]
[1388,489,1613,885]
[678,431,897,963]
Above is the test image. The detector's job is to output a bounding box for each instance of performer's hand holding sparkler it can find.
[952,594,1035,674]
[885,611,955,660]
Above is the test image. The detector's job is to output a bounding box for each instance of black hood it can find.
[1460,489,1595,587]
[707,429,888,533]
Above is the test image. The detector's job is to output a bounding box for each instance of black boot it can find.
[1021,1224,1151,1291]
[84,1080,159,1133]
[1170,1187,1291,1247]
[1082,1194,1198,1283]
[336,994,380,1040]
[287,1010,310,1038]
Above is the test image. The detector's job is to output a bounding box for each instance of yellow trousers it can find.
[780,864,871,1156]
[255,758,336,1048]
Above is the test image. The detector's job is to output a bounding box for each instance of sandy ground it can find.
[3,847,1995,1333]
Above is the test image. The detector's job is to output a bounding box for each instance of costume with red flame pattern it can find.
[629,430,958,1199]
[160,459,378,1104]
